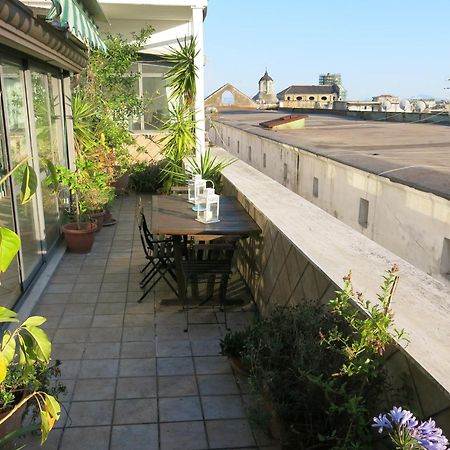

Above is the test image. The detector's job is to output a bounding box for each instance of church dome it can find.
[259,70,273,83]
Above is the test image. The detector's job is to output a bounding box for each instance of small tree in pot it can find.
[51,161,97,253]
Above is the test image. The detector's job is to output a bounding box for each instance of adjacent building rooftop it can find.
[213,110,450,200]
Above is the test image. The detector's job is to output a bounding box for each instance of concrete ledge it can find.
[217,147,450,399]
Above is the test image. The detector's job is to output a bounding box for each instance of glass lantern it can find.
[196,188,220,223]
[188,175,205,204]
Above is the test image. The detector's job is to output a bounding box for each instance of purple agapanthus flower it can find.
[372,407,448,450]
[416,419,449,450]
[372,413,393,433]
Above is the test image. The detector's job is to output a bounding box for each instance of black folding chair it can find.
[137,210,178,303]
[180,239,237,331]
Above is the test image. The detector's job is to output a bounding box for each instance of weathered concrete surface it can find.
[218,152,450,432]
[213,110,450,200]
[210,113,450,286]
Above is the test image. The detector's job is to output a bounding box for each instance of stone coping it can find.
[216,147,450,398]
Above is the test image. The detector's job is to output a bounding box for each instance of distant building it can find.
[205,83,257,110]
[319,73,346,100]
[334,101,382,112]
[278,85,341,109]
[372,94,401,112]
[253,70,278,105]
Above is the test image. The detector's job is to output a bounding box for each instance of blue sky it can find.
[204,0,450,100]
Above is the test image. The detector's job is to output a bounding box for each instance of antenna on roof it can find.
[381,100,391,111]
[399,99,411,111]
[415,100,426,112]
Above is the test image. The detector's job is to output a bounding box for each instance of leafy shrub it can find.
[129,161,166,193]
[227,267,406,450]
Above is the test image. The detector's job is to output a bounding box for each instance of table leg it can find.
[173,235,186,306]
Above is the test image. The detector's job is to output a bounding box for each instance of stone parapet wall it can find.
[218,150,450,432]
[210,121,450,286]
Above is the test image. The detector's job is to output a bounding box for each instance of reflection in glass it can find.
[131,63,169,132]
[31,72,65,248]
[0,109,21,308]
[3,63,43,281]
[143,75,169,130]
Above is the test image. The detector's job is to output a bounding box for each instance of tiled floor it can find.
[22,194,279,450]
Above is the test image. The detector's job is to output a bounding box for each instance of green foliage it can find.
[129,160,166,193]
[71,92,98,152]
[0,155,60,445]
[0,227,21,274]
[77,27,154,172]
[50,164,91,228]
[0,159,39,276]
[186,148,236,191]
[159,102,197,191]
[19,165,37,205]
[159,37,199,192]
[0,309,62,443]
[228,268,406,449]
[220,329,251,359]
[324,265,407,378]
[163,37,199,106]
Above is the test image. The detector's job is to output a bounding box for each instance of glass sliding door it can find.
[1,62,43,283]
[0,109,21,308]
[30,71,66,249]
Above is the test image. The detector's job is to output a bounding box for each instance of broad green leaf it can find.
[43,159,58,191]
[40,410,50,445]
[0,227,21,273]
[0,306,18,323]
[22,316,47,328]
[25,326,51,363]
[19,164,37,205]
[2,331,16,365]
[18,335,26,365]
[44,394,61,426]
[0,352,6,383]
[19,333,38,366]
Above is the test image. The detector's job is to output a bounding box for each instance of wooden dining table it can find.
[150,195,261,302]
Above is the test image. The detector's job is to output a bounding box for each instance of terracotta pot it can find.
[89,211,105,231]
[62,222,97,254]
[261,384,282,440]
[113,171,130,194]
[229,356,251,376]
[103,209,117,227]
[0,393,27,440]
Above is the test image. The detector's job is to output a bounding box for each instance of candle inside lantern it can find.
[196,188,220,223]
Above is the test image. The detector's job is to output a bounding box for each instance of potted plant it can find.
[0,160,61,445]
[220,329,251,376]
[52,163,97,253]
[0,310,62,444]
[81,185,115,231]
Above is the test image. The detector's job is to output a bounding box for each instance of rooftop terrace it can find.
[213,110,450,200]
[20,194,276,450]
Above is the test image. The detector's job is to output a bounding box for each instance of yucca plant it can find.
[71,92,98,153]
[186,148,236,191]
[163,37,199,107]
[162,148,235,193]
[159,102,197,191]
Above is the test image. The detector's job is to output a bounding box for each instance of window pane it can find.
[131,79,142,132]
[31,72,65,249]
[0,109,21,308]
[3,63,43,281]
[141,64,169,131]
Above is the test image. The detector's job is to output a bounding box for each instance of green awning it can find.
[47,0,107,52]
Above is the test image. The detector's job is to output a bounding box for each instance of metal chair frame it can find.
[181,240,237,331]
[137,210,178,303]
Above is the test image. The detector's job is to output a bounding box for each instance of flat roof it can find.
[213,110,450,200]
